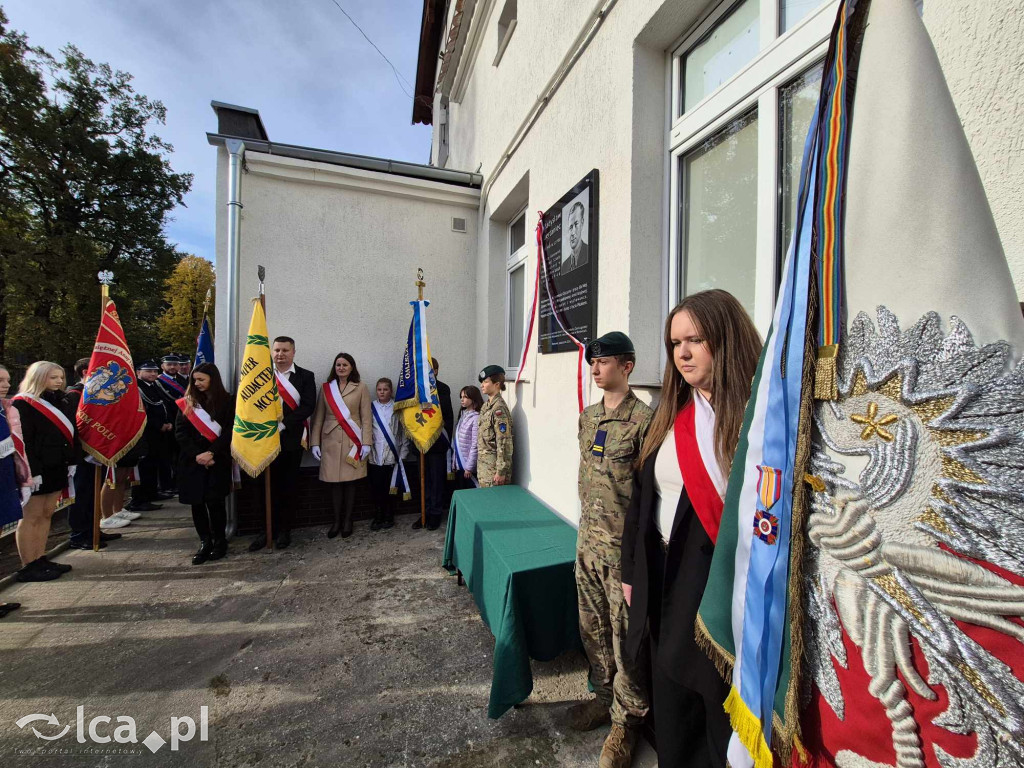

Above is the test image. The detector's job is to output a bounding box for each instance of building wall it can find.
[213,149,481,417]
[434,0,1024,523]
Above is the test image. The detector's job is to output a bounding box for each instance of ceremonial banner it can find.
[395,299,443,453]
[195,314,214,366]
[230,300,281,476]
[76,299,147,471]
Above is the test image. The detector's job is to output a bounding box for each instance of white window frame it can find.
[666,0,837,333]
[504,207,530,373]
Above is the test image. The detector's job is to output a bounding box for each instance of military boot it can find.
[599,724,638,768]
[567,697,611,731]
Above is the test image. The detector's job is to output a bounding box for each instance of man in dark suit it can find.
[563,200,590,273]
[250,336,316,550]
[414,356,454,531]
[126,360,170,512]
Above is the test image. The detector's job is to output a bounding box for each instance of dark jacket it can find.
[427,379,454,455]
[278,365,316,452]
[138,379,171,436]
[14,391,77,493]
[621,441,722,693]
[174,397,234,505]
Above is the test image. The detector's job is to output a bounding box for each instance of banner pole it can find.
[92,274,112,552]
[258,266,273,551]
[415,269,426,527]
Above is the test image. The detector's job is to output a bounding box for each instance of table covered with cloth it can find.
[442,485,582,718]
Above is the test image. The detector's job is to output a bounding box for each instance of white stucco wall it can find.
[433,0,1024,523]
[213,148,481,410]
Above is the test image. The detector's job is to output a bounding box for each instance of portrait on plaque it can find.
[539,170,598,354]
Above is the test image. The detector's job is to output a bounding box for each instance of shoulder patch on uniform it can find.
[499,423,507,433]
[496,410,504,417]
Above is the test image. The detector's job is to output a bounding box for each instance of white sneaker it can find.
[100,515,130,529]
[116,509,142,521]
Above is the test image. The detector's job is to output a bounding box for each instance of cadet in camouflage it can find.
[569,332,653,768]
[477,365,513,487]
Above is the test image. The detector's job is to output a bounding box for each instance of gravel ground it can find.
[0,503,656,768]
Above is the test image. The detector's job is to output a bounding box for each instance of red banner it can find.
[75,298,147,466]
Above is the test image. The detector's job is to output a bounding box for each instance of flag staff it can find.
[416,268,426,528]
[92,270,114,551]
[258,266,273,550]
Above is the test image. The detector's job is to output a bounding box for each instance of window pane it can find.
[683,0,760,112]
[509,213,526,255]
[780,0,822,33]
[508,264,525,367]
[681,110,758,315]
[778,64,823,267]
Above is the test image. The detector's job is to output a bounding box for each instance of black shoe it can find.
[69,539,106,551]
[248,534,268,552]
[370,517,383,531]
[275,530,291,549]
[192,540,213,565]
[382,515,394,530]
[426,520,441,531]
[327,524,340,539]
[127,502,162,512]
[208,539,227,561]
[99,532,122,542]
[156,492,175,500]
[16,561,61,582]
[39,556,72,573]
[0,602,21,619]
[411,519,423,530]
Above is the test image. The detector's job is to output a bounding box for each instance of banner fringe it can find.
[724,687,774,768]
[231,445,280,478]
[813,344,839,400]
[695,614,735,682]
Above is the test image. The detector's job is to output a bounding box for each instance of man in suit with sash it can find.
[249,336,316,550]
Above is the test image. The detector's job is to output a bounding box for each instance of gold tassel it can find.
[447,472,456,481]
[724,687,775,768]
[813,344,839,400]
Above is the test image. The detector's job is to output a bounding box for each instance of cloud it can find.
[5,0,432,262]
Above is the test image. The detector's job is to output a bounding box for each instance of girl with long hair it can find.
[309,352,372,539]
[174,363,234,564]
[10,362,76,582]
[452,385,483,490]
[621,290,762,768]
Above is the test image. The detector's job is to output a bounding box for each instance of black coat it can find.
[175,398,234,505]
[427,379,455,455]
[621,441,723,694]
[278,365,316,452]
[14,391,77,493]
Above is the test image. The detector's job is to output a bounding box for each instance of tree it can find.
[158,255,214,354]
[0,9,192,369]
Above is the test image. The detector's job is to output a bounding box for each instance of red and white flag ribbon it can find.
[323,381,368,466]
[12,393,75,443]
[275,371,309,449]
[175,398,221,443]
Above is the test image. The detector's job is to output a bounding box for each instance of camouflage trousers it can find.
[576,548,649,726]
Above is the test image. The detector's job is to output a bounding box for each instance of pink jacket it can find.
[1,398,32,486]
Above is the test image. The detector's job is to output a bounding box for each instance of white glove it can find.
[20,487,31,505]
[278,421,286,433]
[311,446,322,461]
[30,475,42,493]
[67,465,77,478]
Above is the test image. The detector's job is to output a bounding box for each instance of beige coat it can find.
[310,380,373,483]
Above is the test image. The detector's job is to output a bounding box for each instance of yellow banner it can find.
[402,396,444,454]
[231,299,281,476]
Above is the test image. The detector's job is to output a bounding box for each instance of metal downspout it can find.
[224,138,245,539]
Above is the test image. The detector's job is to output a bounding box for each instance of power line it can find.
[327,0,415,98]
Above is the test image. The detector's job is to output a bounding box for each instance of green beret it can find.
[478,364,506,382]
[585,331,635,364]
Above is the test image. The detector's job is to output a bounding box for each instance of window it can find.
[493,0,517,66]
[506,209,528,369]
[669,0,835,330]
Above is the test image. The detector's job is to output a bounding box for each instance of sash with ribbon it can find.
[450,416,479,487]
[323,382,369,467]
[12,393,76,507]
[175,398,222,443]
[673,398,725,544]
[158,373,186,396]
[275,371,309,449]
[371,402,411,500]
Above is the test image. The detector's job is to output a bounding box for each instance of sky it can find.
[4,0,433,262]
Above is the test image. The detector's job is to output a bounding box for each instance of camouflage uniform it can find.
[576,389,653,726]
[477,392,513,487]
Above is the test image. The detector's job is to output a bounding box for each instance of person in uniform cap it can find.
[155,355,184,494]
[570,332,653,768]
[177,355,191,379]
[476,365,513,488]
[160,355,180,380]
[127,360,170,512]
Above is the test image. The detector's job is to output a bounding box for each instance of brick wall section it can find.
[235,463,427,534]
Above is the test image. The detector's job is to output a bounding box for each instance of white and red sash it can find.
[12,393,75,444]
[673,396,726,543]
[175,398,221,443]
[322,381,368,467]
[158,373,186,396]
[275,370,309,448]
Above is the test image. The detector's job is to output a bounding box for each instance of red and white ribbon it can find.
[323,381,368,466]
[513,214,588,413]
[275,371,309,448]
[12,393,75,443]
[175,398,221,443]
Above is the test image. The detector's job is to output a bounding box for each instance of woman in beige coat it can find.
[310,353,372,539]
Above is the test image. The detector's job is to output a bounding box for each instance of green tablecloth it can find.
[443,485,582,718]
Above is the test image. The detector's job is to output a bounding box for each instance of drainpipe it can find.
[224,138,245,539]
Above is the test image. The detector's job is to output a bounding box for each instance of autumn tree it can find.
[158,255,215,354]
[0,9,192,369]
